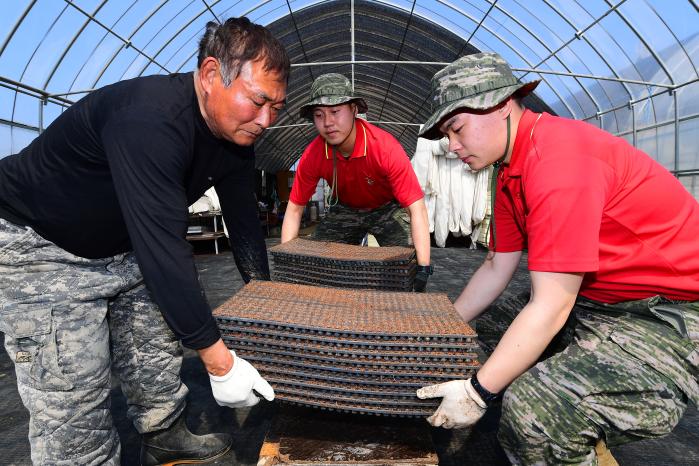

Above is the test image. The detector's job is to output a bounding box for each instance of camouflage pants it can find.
[312,201,412,246]
[0,219,188,465]
[481,292,698,465]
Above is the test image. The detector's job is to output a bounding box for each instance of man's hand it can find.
[209,350,275,408]
[416,379,486,428]
[413,264,433,292]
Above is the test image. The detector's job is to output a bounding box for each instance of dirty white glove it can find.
[209,350,275,408]
[416,378,486,429]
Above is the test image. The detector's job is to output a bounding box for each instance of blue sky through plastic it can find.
[0,0,697,173]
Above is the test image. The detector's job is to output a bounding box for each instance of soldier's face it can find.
[312,104,357,146]
[201,59,286,146]
[439,105,509,171]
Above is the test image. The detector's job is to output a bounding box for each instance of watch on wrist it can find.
[416,264,433,275]
[470,373,500,406]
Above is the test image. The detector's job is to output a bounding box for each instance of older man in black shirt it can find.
[0,17,288,465]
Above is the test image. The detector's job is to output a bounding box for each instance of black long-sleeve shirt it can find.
[0,72,269,349]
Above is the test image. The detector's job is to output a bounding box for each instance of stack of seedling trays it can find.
[269,238,417,291]
[213,280,480,417]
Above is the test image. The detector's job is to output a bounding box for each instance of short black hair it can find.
[197,17,290,86]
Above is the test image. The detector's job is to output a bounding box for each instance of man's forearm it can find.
[454,251,521,322]
[280,201,305,243]
[476,271,583,394]
[197,338,234,376]
[475,301,572,393]
[407,200,430,266]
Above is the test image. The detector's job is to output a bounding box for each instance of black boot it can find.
[140,414,232,466]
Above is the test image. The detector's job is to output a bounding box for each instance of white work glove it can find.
[416,378,486,429]
[209,350,275,408]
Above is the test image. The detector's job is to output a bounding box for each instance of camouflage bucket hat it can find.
[418,53,540,140]
[299,73,368,120]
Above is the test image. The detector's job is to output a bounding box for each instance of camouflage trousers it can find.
[312,201,412,246]
[480,292,698,465]
[0,219,188,465]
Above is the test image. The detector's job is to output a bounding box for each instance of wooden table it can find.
[258,406,438,466]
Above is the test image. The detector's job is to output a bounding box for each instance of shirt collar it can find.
[324,119,368,160]
[504,109,540,177]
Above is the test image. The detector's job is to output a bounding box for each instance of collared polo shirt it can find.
[490,109,699,303]
[289,119,424,209]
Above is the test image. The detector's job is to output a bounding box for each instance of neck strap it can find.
[489,114,511,247]
[325,148,339,210]
[501,114,511,162]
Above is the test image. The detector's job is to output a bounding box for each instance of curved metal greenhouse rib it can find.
[0,0,697,195]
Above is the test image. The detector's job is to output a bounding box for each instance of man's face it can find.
[312,104,356,146]
[438,106,508,171]
[202,59,286,146]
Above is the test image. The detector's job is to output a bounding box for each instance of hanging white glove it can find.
[209,350,275,408]
[416,378,486,429]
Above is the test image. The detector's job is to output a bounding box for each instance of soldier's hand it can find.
[416,379,486,429]
[209,350,275,408]
[413,265,433,292]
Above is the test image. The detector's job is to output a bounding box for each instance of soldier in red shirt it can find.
[415,53,699,465]
[281,73,433,291]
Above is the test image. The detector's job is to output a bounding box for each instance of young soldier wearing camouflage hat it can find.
[415,52,699,464]
[281,73,433,291]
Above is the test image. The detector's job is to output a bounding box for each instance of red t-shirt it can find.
[289,119,424,209]
[491,109,699,303]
